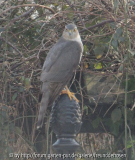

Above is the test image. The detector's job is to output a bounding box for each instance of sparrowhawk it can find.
[37,23,83,129]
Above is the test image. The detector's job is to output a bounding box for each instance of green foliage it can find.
[92,117,102,129]
[104,117,122,136]
[83,45,88,55]
[12,92,17,102]
[112,0,119,13]
[130,1,135,6]
[111,28,125,50]
[83,105,88,115]
[111,108,122,123]
[94,62,103,69]
[122,78,135,92]
[127,139,135,149]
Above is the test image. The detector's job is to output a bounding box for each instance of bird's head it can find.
[62,23,80,40]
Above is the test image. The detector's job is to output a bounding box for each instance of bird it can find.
[37,23,83,129]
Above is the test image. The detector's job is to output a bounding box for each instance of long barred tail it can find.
[48,82,67,106]
[37,83,50,129]
[37,79,70,129]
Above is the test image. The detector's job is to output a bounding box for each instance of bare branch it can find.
[0,4,56,16]
[5,7,35,28]
[80,18,122,33]
[64,0,85,27]
[0,36,23,57]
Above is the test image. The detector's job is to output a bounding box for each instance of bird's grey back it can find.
[40,37,83,82]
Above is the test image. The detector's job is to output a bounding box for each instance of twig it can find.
[63,1,122,32]
[78,13,85,28]
[64,0,75,10]
[0,4,55,16]
[80,18,122,33]
[5,7,35,28]
[0,0,8,6]
[0,36,23,57]
[64,0,85,27]
[79,64,84,114]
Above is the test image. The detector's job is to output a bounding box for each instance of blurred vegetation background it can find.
[0,0,135,160]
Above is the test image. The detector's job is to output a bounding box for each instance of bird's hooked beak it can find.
[68,30,72,36]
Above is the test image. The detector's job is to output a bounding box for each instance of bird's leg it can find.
[60,86,79,102]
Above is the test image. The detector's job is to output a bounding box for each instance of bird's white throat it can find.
[63,34,82,43]
[70,35,82,42]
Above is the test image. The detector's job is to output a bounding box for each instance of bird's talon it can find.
[60,87,79,103]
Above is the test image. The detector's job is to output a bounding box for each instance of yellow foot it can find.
[60,89,79,103]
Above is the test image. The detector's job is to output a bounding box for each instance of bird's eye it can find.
[73,29,76,32]
[65,28,68,31]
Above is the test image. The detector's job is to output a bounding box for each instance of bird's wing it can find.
[40,40,83,82]
[42,38,66,72]
[37,38,83,129]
